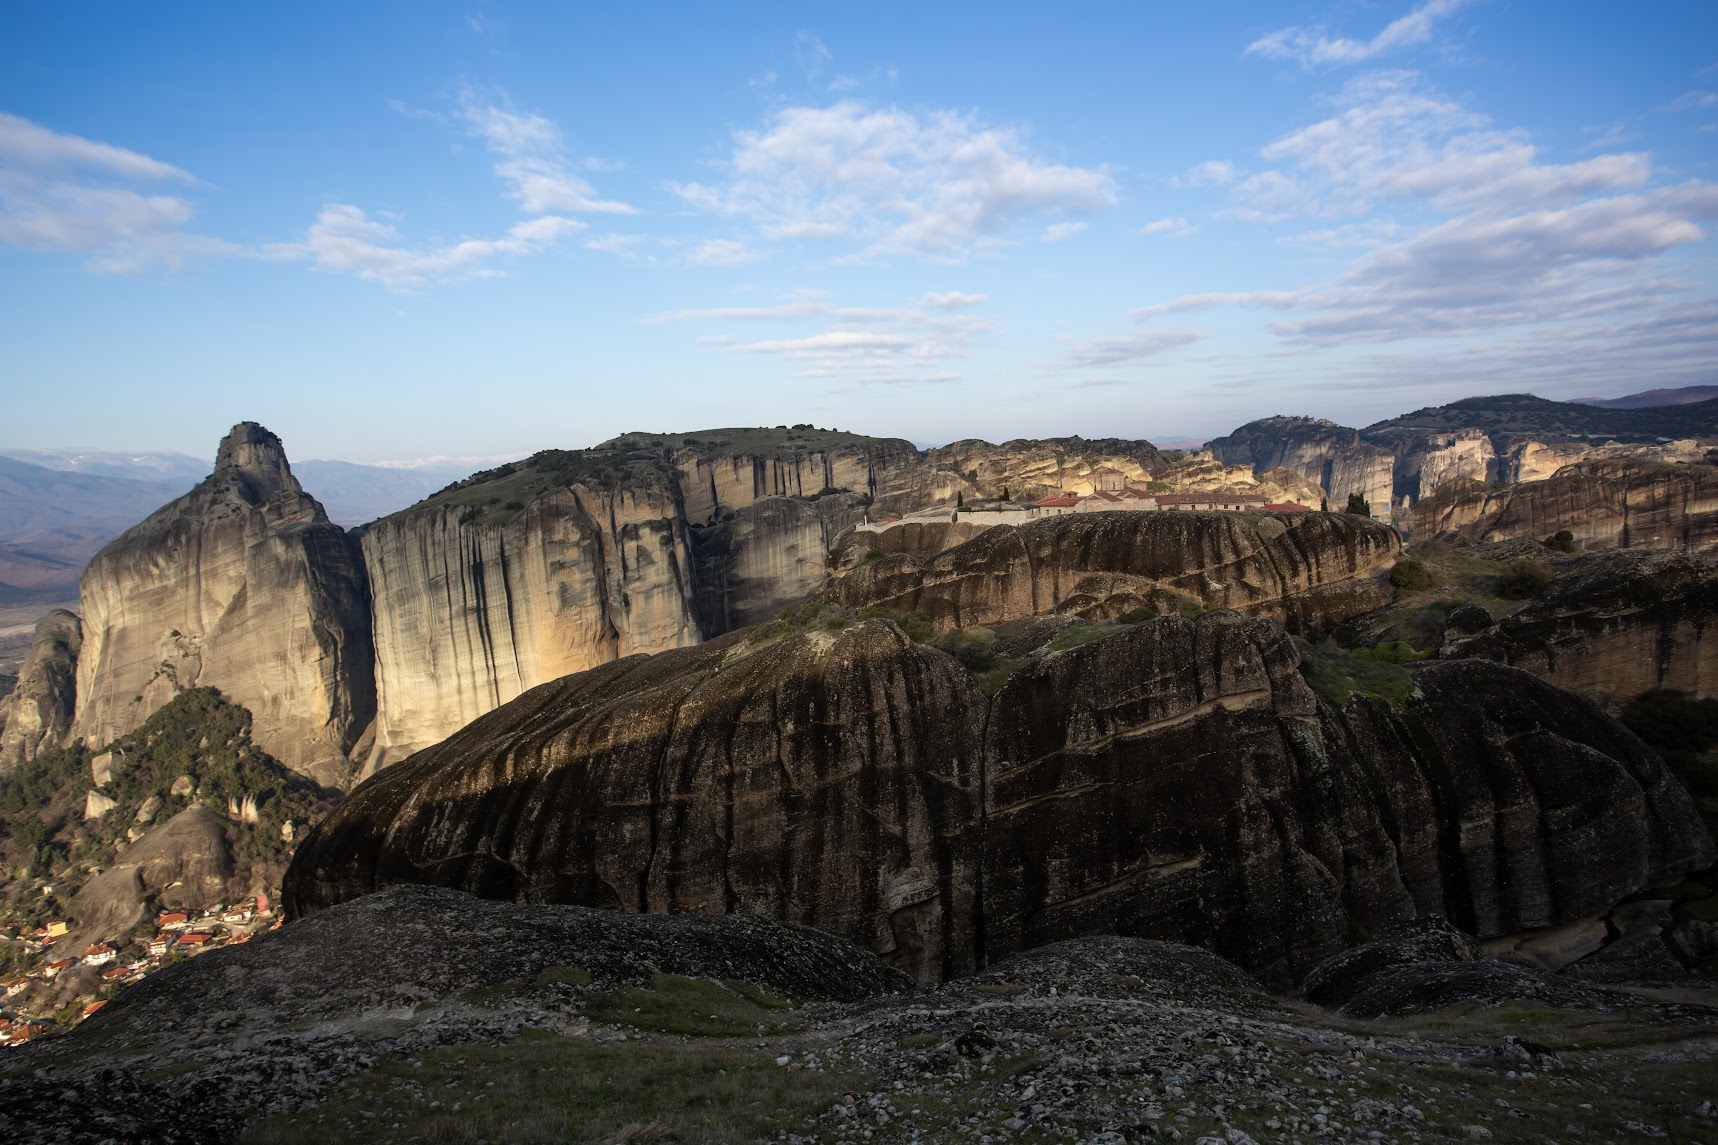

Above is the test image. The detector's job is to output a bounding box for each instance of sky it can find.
[2,1,1715,462]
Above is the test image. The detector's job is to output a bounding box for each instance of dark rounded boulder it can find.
[1300,917,1482,1008]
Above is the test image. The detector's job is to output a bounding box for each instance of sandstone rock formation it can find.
[1205,417,1394,517]
[286,613,1711,990]
[0,607,81,771]
[72,424,374,787]
[924,437,1171,502]
[292,620,985,984]
[361,429,933,771]
[66,806,232,942]
[1411,459,1718,551]
[361,484,702,772]
[1441,549,1718,710]
[823,510,1401,636]
[688,493,867,633]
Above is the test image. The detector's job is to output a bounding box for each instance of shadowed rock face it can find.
[72,424,374,787]
[1441,549,1718,710]
[0,607,81,771]
[286,614,1711,990]
[823,510,1401,637]
[291,621,985,985]
[1412,459,1718,551]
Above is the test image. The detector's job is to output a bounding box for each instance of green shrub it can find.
[1345,492,1372,516]
[1545,529,1576,553]
[1116,607,1156,624]
[1495,560,1555,598]
[1388,558,1436,592]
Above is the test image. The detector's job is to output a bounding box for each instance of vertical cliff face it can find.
[1411,460,1718,550]
[72,424,374,788]
[1205,418,1394,516]
[688,494,868,634]
[671,442,920,522]
[362,484,700,772]
[0,608,81,772]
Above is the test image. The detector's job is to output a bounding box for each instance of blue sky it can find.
[2,1,1715,461]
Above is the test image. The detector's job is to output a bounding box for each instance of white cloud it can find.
[654,288,993,384]
[1138,216,1193,237]
[300,204,583,289]
[1669,91,1718,112]
[921,291,986,309]
[457,93,635,215]
[796,31,832,78]
[1247,0,1472,68]
[294,90,614,288]
[671,100,1117,261]
[583,233,642,255]
[1253,73,1650,219]
[0,112,192,182]
[1043,220,1086,242]
[1170,159,1238,188]
[689,238,760,266]
[0,112,232,272]
[1062,328,1207,369]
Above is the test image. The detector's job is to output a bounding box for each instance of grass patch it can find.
[242,1028,865,1145]
[586,974,803,1037]
[1297,638,1424,706]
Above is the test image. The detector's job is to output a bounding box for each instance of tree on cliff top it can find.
[1345,493,1371,516]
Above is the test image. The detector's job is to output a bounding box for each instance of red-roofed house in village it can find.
[81,943,116,966]
[148,933,177,957]
[177,932,216,948]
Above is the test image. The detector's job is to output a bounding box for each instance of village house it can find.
[156,911,189,929]
[177,932,217,950]
[80,1000,107,1019]
[221,905,254,924]
[81,943,117,966]
[44,921,68,939]
[39,958,74,979]
[100,964,131,983]
[148,933,177,957]
[3,977,28,998]
[1260,501,1311,513]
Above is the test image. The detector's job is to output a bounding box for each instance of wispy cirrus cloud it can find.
[688,238,760,266]
[1247,0,1473,69]
[1138,216,1194,237]
[297,89,627,289]
[671,100,1116,262]
[653,288,994,385]
[300,206,583,288]
[0,111,239,272]
[1073,70,1718,384]
[456,91,635,216]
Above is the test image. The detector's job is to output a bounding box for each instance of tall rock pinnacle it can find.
[72,422,375,787]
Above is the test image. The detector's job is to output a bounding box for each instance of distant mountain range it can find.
[0,449,519,605]
[1575,384,1718,409]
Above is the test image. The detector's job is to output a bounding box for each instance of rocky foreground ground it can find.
[1,886,1714,1145]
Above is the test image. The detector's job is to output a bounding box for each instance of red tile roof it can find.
[1033,496,1080,508]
